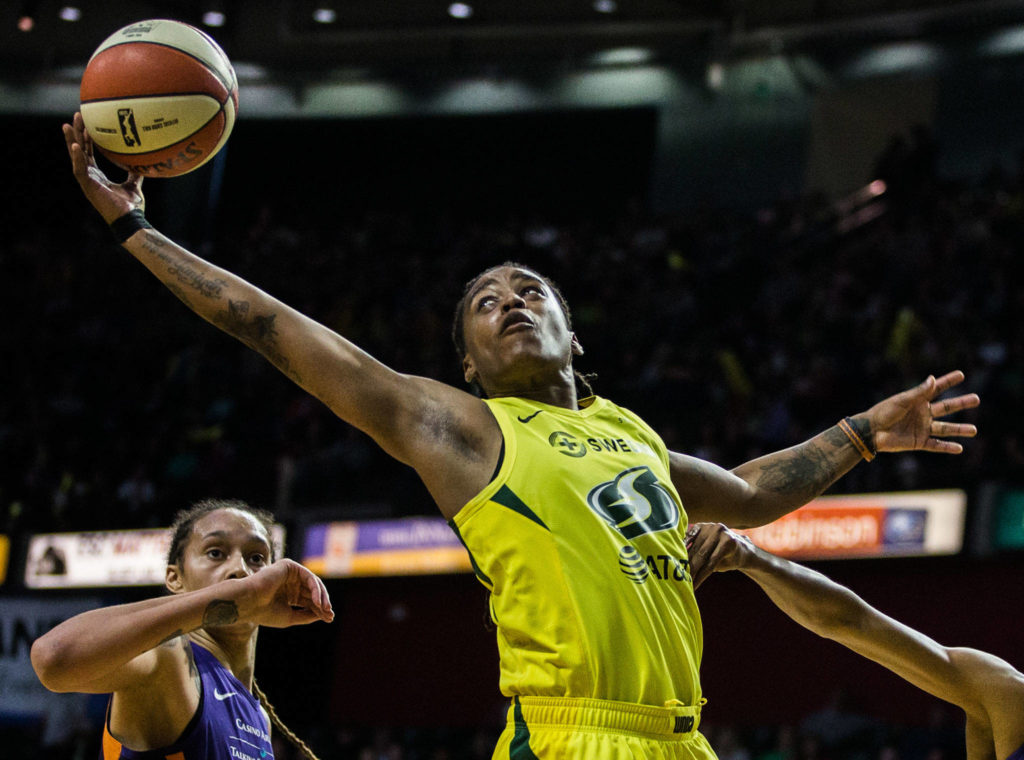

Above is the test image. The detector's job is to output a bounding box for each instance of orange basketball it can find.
[80,19,238,178]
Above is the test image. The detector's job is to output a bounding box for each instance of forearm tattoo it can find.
[140,234,226,299]
[754,438,843,498]
[203,599,239,627]
[138,232,304,385]
[213,300,303,384]
[824,425,849,449]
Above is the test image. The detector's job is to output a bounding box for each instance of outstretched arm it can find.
[31,559,332,694]
[687,524,1024,760]
[63,114,499,516]
[672,372,978,528]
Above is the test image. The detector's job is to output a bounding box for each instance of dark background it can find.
[2,10,1024,755]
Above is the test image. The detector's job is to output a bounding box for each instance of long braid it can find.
[252,680,321,760]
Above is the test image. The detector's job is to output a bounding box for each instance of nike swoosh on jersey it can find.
[214,689,238,701]
[517,410,543,423]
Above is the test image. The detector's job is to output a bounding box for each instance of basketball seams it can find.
[190,26,238,93]
[81,92,224,105]
[93,41,235,96]
[83,43,233,103]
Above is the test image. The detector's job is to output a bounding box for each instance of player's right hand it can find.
[238,558,334,628]
[63,111,145,224]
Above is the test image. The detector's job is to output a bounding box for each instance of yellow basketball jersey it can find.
[451,395,703,707]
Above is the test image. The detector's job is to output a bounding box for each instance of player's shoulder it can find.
[143,632,199,682]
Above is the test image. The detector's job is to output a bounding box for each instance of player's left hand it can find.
[857,370,979,454]
[686,522,756,589]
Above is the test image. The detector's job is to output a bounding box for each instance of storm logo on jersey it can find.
[587,466,680,539]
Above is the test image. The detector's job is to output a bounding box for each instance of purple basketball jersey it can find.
[101,642,274,760]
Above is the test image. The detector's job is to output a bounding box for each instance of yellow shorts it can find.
[491,696,717,760]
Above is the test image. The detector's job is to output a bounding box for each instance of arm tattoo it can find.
[203,599,239,627]
[140,235,226,299]
[138,233,304,385]
[167,262,226,299]
[754,443,839,499]
[213,300,303,384]
[824,426,849,449]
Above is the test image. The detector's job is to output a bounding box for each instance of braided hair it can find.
[253,681,321,760]
[167,499,323,760]
[451,261,596,399]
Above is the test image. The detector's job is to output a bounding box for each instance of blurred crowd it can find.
[3,134,1020,537]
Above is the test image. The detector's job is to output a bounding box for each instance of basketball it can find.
[79,19,238,178]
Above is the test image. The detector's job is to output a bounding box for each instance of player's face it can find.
[460,266,581,396]
[168,508,273,593]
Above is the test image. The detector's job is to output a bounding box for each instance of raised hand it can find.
[62,111,145,223]
[235,559,334,629]
[861,370,980,454]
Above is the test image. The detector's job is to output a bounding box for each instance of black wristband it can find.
[110,209,152,244]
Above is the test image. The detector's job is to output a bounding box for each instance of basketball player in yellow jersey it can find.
[687,523,1024,760]
[63,112,980,759]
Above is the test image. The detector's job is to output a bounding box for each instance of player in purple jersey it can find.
[687,523,1024,760]
[31,499,334,760]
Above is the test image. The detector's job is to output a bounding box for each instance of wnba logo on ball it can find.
[118,108,141,147]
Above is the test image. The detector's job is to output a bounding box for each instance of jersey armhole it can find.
[487,436,505,486]
[104,666,205,755]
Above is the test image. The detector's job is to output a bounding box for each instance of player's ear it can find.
[166,564,185,594]
[463,354,477,385]
[570,333,584,356]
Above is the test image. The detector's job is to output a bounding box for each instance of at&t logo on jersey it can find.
[618,545,649,583]
[617,545,691,585]
[587,466,679,539]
